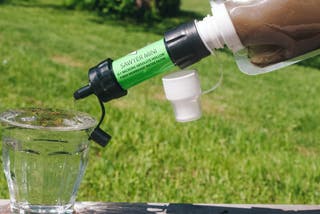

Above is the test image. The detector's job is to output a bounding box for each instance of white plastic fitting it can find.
[162,70,202,123]
[195,0,244,53]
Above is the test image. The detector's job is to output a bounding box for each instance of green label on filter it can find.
[113,39,175,89]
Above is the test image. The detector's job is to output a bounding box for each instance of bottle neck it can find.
[195,1,244,53]
[195,15,224,53]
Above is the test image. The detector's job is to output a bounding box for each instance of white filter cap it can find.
[162,70,202,123]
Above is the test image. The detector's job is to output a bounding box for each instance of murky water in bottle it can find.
[225,0,320,67]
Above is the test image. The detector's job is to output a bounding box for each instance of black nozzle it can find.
[74,85,93,100]
[89,127,111,147]
[73,58,127,103]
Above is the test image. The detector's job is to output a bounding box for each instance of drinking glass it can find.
[0,108,96,214]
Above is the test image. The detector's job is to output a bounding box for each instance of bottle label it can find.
[113,39,175,89]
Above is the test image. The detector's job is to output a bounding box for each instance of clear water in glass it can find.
[0,108,96,214]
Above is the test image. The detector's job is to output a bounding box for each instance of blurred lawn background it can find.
[0,0,320,204]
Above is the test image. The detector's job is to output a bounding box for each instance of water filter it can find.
[74,0,320,103]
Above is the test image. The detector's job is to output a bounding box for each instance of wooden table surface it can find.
[1,200,320,213]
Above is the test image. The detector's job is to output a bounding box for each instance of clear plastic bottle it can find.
[196,0,320,75]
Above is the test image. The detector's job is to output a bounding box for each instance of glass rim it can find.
[0,108,97,131]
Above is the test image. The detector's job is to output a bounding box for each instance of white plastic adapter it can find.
[162,70,202,123]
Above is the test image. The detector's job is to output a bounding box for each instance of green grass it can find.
[1,0,320,204]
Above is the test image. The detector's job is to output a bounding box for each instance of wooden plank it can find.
[0,200,10,214]
[74,202,320,213]
[1,200,320,213]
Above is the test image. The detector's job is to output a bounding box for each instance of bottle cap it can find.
[162,70,202,122]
